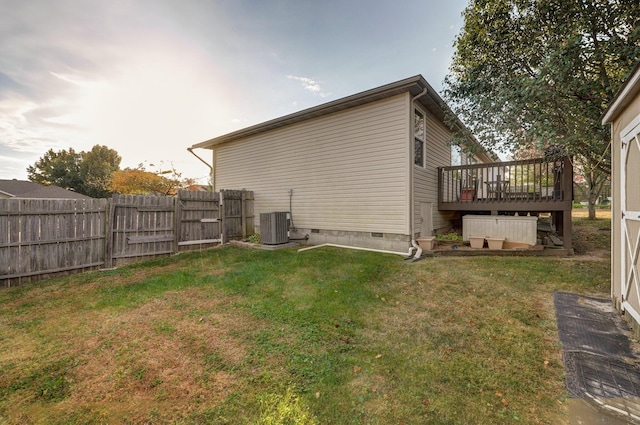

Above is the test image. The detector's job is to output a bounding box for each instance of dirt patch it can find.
[566,250,610,261]
[573,223,611,255]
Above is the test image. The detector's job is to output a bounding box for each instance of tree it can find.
[27,148,83,192]
[444,0,640,219]
[79,145,121,198]
[27,145,121,197]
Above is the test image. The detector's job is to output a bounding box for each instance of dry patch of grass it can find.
[0,260,271,424]
[67,291,242,404]
[572,209,611,220]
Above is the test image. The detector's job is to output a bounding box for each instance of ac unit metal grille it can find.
[260,212,289,245]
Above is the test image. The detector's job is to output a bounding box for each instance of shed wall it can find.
[612,88,640,317]
[214,93,411,236]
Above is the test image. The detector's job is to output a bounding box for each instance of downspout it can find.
[412,88,428,102]
[409,88,428,255]
[187,147,214,188]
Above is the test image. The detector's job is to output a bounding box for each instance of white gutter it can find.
[187,147,213,172]
[411,87,428,103]
[297,243,412,257]
[187,147,214,188]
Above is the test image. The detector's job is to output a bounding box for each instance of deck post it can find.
[562,209,572,251]
[562,157,574,201]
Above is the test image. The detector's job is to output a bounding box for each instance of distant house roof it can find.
[0,179,91,199]
[191,74,496,163]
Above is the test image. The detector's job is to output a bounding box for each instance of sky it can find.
[0,0,470,183]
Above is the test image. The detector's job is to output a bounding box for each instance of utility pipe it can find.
[297,243,411,257]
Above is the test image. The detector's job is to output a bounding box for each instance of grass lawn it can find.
[0,217,610,424]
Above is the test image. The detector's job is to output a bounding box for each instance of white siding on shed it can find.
[214,93,410,234]
[609,80,640,323]
[413,108,454,235]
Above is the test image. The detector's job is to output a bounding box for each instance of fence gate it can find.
[220,189,255,243]
[177,190,221,247]
[621,116,640,324]
[106,194,176,267]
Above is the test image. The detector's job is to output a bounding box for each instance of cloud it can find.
[0,1,129,157]
[287,75,321,92]
[0,154,24,164]
[0,1,234,179]
[287,75,331,98]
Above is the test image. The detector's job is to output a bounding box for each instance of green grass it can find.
[0,219,611,424]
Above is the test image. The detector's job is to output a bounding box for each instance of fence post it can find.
[220,190,226,244]
[241,190,247,240]
[174,192,181,254]
[104,195,115,268]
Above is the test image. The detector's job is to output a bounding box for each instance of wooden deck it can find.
[437,156,573,249]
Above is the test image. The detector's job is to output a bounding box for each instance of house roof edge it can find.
[189,74,494,162]
[602,62,640,124]
[191,75,428,149]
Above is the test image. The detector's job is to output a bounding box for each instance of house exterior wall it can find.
[611,87,640,331]
[213,93,412,251]
[412,108,455,236]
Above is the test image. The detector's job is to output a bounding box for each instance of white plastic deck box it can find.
[462,215,538,246]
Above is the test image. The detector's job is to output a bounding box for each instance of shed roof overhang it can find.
[602,61,640,124]
[190,74,492,161]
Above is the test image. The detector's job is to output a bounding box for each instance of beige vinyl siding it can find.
[214,93,410,234]
[413,108,455,235]
[612,89,640,310]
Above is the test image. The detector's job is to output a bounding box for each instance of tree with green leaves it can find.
[79,145,121,198]
[27,145,121,197]
[444,0,640,219]
[27,147,83,192]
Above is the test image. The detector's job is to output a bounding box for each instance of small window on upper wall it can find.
[414,109,425,167]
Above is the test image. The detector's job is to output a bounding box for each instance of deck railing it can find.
[438,156,573,211]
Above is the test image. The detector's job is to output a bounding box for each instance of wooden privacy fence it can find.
[0,198,107,286]
[0,189,254,287]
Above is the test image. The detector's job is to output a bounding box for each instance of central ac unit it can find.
[260,212,289,244]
